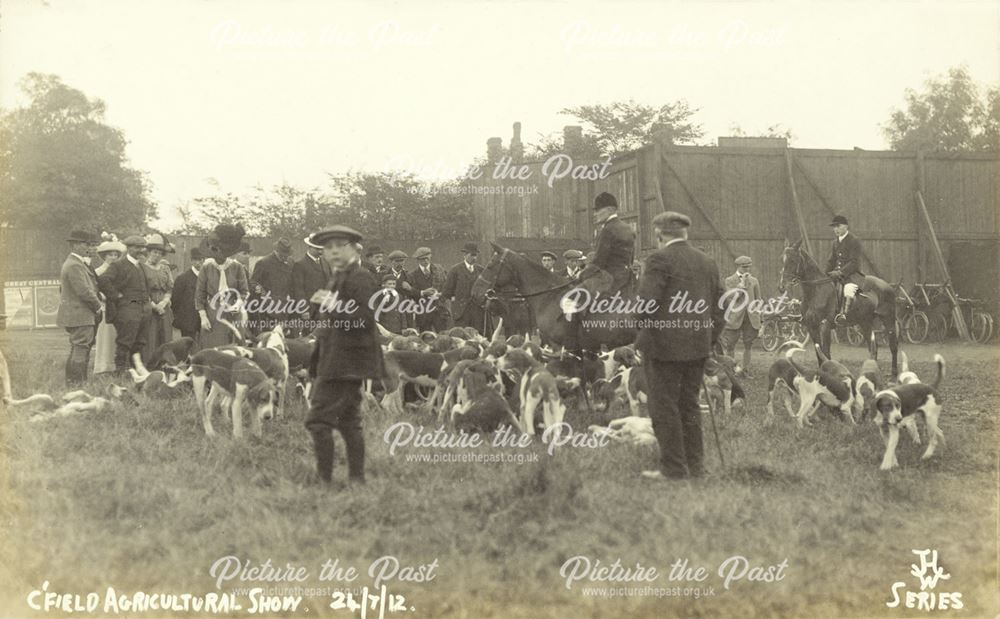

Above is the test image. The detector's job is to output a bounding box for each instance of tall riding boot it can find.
[837,297,853,324]
[65,356,77,386]
[341,427,366,483]
[310,430,336,483]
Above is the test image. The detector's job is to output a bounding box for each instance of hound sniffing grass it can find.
[873,354,946,471]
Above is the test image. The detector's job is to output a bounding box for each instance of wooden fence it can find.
[470,145,1000,302]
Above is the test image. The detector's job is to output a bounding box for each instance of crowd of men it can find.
[53,193,869,484]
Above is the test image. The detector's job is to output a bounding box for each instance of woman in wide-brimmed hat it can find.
[195,223,250,348]
[142,232,175,360]
[93,234,127,374]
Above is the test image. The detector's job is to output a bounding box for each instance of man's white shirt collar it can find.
[661,237,685,250]
[837,231,849,243]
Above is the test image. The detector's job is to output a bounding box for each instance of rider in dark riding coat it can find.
[826,215,866,324]
[575,192,636,295]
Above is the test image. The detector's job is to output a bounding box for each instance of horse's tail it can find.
[784,347,811,376]
[931,354,945,390]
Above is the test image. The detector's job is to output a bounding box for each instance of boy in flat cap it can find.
[720,255,762,376]
[250,237,296,333]
[441,242,485,331]
[636,211,724,481]
[98,235,152,374]
[305,225,383,485]
[57,230,102,385]
[575,192,636,295]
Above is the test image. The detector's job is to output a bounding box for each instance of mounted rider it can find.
[574,192,636,297]
[826,215,866,324]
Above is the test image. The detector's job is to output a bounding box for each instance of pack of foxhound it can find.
[1,320,947,471]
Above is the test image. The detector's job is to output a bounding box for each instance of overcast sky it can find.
[2,0,998,229]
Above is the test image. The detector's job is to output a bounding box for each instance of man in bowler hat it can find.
[575,192,636,295]
[442,242,485,331]
[172,247,204,339]
[98,235,153,373]
[826,215,866,324]
[292,235,332,334]
[250,237,296,332]
[306,225,384,485]
[56,230,102,385]
[636,211,724,480]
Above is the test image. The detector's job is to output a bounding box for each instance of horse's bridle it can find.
[477,248,573,302]
[782,246,833,288]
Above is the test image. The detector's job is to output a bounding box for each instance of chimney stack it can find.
[486,137,503,164]
[510,122,524,162]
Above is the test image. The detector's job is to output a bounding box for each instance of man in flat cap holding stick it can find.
[306,225,383,486]
[636,211,724,481]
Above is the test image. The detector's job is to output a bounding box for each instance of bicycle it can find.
[842,283,929,346]
[759,299,808,352]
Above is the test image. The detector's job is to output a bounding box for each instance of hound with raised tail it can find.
[896,351,921,385]
[497,348,571,435]
[784,347,855,427]
[873,354,946,471]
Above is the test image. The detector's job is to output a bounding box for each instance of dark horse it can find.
[470,243,636,353]
[778,239,898,376]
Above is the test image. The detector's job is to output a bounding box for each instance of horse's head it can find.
[779,239,805,293]
[471,242,518,306]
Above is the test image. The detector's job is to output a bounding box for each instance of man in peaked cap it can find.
[250,237,296,333]
[720,255,762,376]
[825,215,866,324]
[306,224,383,485]
[364,245,389,279]
[56,230,101,385]
[98,235,152,374]
[442,242,485,331]
[408,246,450,331]
[637,210,724,481]
[540,250,557,273]
[562,249,584,281]
[575,191,636,296]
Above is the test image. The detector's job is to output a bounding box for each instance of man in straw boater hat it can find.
[250,237,296,333]
[98,234,152,374]
[441,242,485,331]
[720,255,763,377]
[636,211,725,481]
[292,234,332,335]
[195,223,250,348]
[56,230,101,385]
[305,225,383,485]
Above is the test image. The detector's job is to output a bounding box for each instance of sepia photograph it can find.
[0,1,998,617]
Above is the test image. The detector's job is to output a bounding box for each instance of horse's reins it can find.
[480,248,573,302]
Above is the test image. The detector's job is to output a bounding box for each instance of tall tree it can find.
[883,66,999,152]
[0,73,155,230]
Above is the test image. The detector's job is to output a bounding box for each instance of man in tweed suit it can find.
[720,255,763,376]
[56,230,102,385]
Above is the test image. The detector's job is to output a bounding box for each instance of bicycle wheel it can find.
[903,311,929,345]
[970,311,994,344]
[927,313,949,343]
[846,325,864,346]
[760,321,780,352]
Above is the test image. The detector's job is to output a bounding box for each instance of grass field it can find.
[1,329,998,618]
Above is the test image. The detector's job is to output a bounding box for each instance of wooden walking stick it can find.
[701,375,726,469]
